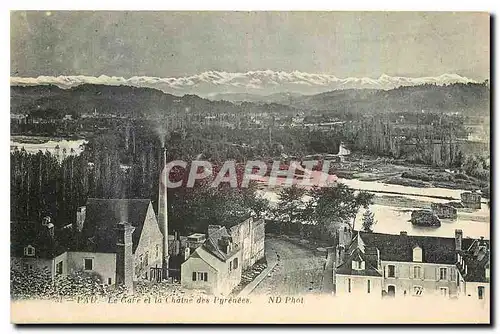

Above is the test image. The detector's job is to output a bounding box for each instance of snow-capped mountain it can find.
[10,71,476,96]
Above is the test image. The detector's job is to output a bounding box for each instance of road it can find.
[251,237,327,296]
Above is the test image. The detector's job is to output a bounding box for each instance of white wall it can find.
[336,275,383,297]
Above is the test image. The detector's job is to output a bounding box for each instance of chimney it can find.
[184,247,191,261]
[400,231,408,236]
[75,206,86,232]
[335,245,345,267]
[455,229,463,251]
[338,224,351,247]
[115,222,135,294]
[158,146,169,279]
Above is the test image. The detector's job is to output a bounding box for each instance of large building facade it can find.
[333,229,490,301]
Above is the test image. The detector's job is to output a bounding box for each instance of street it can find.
[251,237,327,296]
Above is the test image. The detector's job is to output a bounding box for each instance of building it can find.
[181,225,242,295]
[186,233,207,250]
[11,219,59,279]
[180,216,265,295]
[12,198,166,293]
[431,203,458,219]
[333,229,489,300]
[456,237,490,301]
[461,191,482,209]
[228,216,265,270]
[71,198,165,288]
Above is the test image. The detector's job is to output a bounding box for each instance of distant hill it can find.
[10,82,489,119]
[289,83,490,115]
[206,92,304,104]
[10,84,297,119]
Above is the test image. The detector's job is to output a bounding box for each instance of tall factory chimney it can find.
[158,145,169,279]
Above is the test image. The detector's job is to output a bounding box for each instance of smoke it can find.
[155,123,168,147]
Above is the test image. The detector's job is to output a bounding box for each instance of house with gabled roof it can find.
[456,237,490,301]
[11,218,62,279]
[24,198,165,293]
[333,228,490,300]
[181,225,242,296]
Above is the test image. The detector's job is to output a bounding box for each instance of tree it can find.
[361,209,377,232]
[271,185,307,235]
[304,184,374,239]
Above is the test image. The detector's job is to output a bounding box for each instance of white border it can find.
[2,2,497,332]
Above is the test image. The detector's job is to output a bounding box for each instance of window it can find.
[56,261,63,275]
[440,287,448,297]
[352,260,365,271]
[348,278,351,293]
[24,245,35,257]
[413,266,422,279]
[193,272,208,282]
[84,258,93,271]
[478,286,485,300]
[367,280,371,294]
[233,258,239,270]
[155,245,160,258]
[108,278,112,285]
[413,286,423,296]
[413,246,422,262]
[439,268,447,280]
[387,265,395,278]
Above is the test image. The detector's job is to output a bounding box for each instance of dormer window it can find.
[352,260,365,270]
[24,245,35,257]
[413,246,422,262]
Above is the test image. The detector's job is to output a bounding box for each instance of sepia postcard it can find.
[10,11,490,324]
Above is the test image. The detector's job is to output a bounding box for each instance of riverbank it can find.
[333,153,488,191]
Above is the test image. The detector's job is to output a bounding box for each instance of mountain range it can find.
[11,71,478,98]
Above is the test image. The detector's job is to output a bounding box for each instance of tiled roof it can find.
[79,198,152,253]
[201,225,239,262]
[336,246,382,277]
[357,231,470,265]
[459,239,490,283]
[10,221,63,259]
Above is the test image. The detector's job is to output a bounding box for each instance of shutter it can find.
[450,268,455,281]
[436,267,440,281]
[384,266,387,278]
[192,272,197,281]
[204,272,208,282]
[395,266,398,279]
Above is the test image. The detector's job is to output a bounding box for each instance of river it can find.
[257,178,490,240]
[10,137,87,161]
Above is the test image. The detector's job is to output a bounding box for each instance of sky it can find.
[10,11,490,80]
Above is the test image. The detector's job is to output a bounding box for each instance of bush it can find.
[401,171,430,182]
[410,210,441,227]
